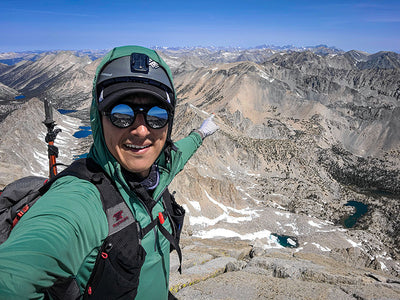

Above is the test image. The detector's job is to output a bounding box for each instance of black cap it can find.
[96,54,175,112]
[98,82,173,112]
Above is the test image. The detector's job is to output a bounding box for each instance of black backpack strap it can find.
[162,189,185,243]
[140,188,184,274]
[158,214,183,274]
[55,158,140,240]
[44,158,144,299]
[141,210,182,274]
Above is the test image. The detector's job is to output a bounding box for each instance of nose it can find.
[130,113,150,135]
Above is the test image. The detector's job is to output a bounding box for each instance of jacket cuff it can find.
[191,129,204,140]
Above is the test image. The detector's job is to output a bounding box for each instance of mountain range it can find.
[0,46,399,298]
[0,44,372,66]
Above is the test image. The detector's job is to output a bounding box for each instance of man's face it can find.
[102,95,168,178]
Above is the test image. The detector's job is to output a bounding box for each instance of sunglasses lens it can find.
[110,104,134,128]
[146,106,169,129]
[108,104,169,129]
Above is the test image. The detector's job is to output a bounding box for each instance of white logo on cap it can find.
[149,59,159,69]
[166,91,171,103]
[101,73,113,77]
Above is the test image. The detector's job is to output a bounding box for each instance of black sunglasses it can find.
[102,103,170,129]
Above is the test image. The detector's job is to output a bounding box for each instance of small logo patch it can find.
[112,210,128,228]
[107,203,134,234]
[149,59,159,69]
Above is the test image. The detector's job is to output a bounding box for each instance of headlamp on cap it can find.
[131,53,149,73]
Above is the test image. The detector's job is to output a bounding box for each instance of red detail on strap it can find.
[22,205,29,213]
[12,218,18,228]
[101,252,108,259]
[12,205,30,228]
[88,286,92,295]
[158,212,165,224]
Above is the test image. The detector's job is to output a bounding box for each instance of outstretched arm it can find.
[172,114,219,174]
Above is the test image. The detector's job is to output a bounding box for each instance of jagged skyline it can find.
[0,0,399,54]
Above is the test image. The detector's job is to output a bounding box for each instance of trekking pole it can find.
[43,98,62,179]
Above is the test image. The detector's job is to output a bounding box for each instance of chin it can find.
[124,164,151,177]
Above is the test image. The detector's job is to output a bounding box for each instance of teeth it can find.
[125,144,149,149]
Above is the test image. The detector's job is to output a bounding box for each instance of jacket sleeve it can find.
[0,176,108,299]
[172,131,203,173]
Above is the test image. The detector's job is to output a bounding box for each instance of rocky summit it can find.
[0,47,399,299]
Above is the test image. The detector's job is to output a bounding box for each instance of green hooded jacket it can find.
[0,46,202,299]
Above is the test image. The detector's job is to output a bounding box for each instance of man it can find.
[0,45,218,299]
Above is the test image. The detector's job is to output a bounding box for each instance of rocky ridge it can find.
[0,52,99,110]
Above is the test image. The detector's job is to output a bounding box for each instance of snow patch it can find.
[380,261,388,271]
[189,190,261,228]
[193,228,284,249]
[189,201,201,211]
[284,223,299,235]
[204,190,259,217]
[190,213,253,226]
[308,220,323,228]
[275,211,291,218]
[312,242,331,252]
[258,70,275,82]
[347,239,362,248]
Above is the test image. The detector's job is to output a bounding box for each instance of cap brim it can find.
[98,82,172,112]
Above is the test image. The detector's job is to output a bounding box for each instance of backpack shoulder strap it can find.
[140,188,185,273]
[46,158,119,208]
[46,158,138,299]
[52,158,134,235]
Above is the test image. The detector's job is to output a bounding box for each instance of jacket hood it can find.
[88,45,175,179]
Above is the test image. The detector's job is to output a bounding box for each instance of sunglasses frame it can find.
[102,103,171,129]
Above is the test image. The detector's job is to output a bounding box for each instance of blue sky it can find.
[0,0,399,53]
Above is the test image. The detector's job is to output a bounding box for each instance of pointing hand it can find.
[197,114,219,139]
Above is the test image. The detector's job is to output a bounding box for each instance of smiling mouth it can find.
[125,144,151,150]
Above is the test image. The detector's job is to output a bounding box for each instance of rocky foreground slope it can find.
[169,236,400,299]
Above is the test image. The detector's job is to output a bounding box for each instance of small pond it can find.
[341,201,368,228]
[73,153,88,160]
[73,126,92,139]
[271,233,299,248]
[58,109,77,114]
[58,109,90,159]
